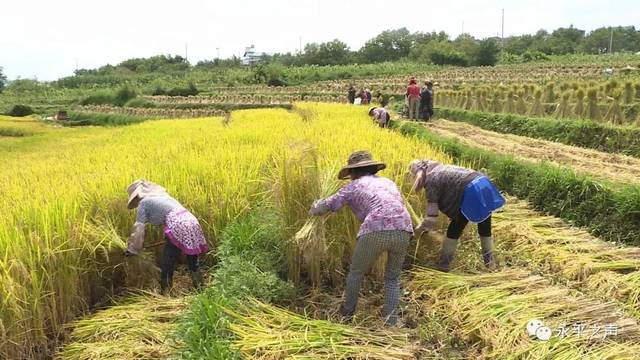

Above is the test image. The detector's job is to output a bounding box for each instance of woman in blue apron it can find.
[409,160,505,272]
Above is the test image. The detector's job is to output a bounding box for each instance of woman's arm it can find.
[416,201,440,234]
[126,201,149,255]
[126,222,146,255]
[309,184,352,216]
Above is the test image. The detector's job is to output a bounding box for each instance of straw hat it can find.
[337,151,386,180]
[126,179,168,209]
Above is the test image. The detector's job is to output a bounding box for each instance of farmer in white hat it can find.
[308,151,413,326]
[408,160,505,272]
[126,179,208,293]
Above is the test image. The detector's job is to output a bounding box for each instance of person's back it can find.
[419,87,433,120]
[371,107,390,127]
[406,82,421,120]
[424,165,480,218]
[136,196,183,225]
[407,84,420,98]
[338,175,412,236]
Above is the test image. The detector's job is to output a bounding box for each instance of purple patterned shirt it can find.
[318,175,414,238]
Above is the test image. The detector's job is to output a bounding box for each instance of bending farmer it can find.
[409,160,505,272]
[126,179,209,293]
[309,151,413,326]
[368,106,390,128]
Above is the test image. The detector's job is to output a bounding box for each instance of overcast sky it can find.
[1,0,638,81]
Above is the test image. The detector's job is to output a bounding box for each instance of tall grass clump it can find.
[269,143,342,287]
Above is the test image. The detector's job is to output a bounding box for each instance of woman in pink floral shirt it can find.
[309,151,413,326]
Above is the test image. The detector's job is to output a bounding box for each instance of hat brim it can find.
[127,187,143,209]
[338,161,386,180]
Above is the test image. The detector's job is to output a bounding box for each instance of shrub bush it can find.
[167,82,199,97]
[79,86,137,106]
[6,104,34,117]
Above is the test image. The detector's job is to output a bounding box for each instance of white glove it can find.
[309,200,330,216]
[415,216,437,235]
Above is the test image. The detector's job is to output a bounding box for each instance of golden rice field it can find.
[3,103,640,359]
[0,103,448,358]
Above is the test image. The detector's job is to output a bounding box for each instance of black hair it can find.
[350,165,381,178]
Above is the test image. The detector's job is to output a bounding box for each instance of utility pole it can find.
[216,47,220,59]
[461,21,464,35]
[185,43,188,62]
[299,36,302,54]
[501,8,505,47]
[609,27,614,54]
[75,58,79,72]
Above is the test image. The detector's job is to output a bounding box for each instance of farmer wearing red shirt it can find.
[406,77,421,120]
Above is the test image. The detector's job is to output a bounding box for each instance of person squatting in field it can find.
[409,160,505,272]
[308,151,413,326]
[125,180,208,293]
[368,106,391,128]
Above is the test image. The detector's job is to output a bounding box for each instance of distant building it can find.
[242,45,265,65]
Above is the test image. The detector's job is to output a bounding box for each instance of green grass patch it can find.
[391,120,640,245]
[176,208,294,359]
[60,111,153,126]
[436,107,640,158]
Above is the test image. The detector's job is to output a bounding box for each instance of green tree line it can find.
[63,25,640,78]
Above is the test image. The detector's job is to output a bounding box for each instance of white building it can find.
[242,45,265,65]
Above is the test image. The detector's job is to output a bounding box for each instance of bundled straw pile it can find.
[409,267,640,359]
[57,293,187,360]
[494,199,640,310]
[222,298,415,359]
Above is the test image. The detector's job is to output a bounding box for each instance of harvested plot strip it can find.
[494,199,640,313]
[392,120,640,245]
[409,268,640,359]
[436,107,640,158]
[426,119,640,185]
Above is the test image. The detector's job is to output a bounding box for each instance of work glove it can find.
[415,216,437,235]
[309,200,330,216]
[126,222,146,256]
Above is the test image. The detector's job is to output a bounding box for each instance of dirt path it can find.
[426,119,640,185]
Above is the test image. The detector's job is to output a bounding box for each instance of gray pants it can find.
[343,230,410,325]
[408,97,420,120]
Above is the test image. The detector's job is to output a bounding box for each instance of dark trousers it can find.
[446,211,492,239]
[160,237,199,290]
